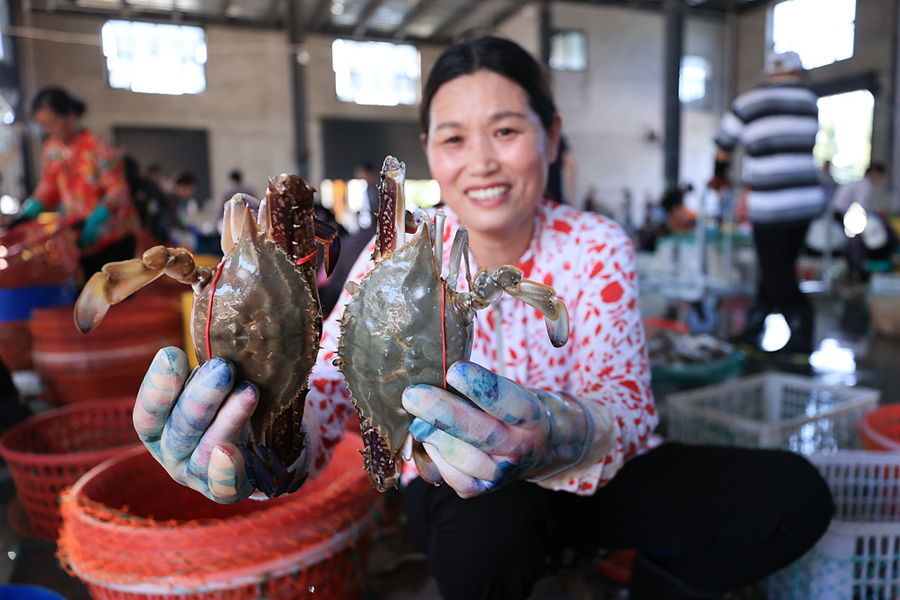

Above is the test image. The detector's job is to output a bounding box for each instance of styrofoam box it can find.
[666,372,879,453]
[767,451,900,600]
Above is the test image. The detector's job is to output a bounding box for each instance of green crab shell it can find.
[191,214,321,442]
[338,226,473,488]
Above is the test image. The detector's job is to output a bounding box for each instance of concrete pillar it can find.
[663,0,684,191]
[287,0,309,179]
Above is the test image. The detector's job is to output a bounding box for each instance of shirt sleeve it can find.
[302,235,376,479]
[539,221,657,495]
[31,142,62,210]
[95,141,130,212]
[714,107,744,152]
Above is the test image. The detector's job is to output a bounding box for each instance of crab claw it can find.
[74,258,168,333]
[315,219,341,277]
[472,266,570,348]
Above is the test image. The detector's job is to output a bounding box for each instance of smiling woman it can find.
[123,36,834,600]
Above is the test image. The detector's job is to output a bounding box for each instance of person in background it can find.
[14,87,139,280]
[354,161,380,225]
[660,184,696,234]
[172,171,198,217]
[124,156,176,245]
[712,51,825,354]
[145,163,173,194]
[832,163,892,282]
[127,37,832,600]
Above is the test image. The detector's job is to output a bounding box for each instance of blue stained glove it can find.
[78,204,111,247]
[402,361,596,498]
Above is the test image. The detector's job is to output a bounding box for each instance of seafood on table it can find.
[336,155,570,492]
[73,174,341,498]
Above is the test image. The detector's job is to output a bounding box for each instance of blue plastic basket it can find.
[0,585,67,600]
[0,285,76,322]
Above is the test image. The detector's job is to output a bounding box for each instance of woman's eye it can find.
[441,135,463,144]
[496,128,516,137]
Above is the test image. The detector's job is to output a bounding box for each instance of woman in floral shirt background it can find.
[20,87,138,279]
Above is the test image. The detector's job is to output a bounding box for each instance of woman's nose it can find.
[467,136,499,175]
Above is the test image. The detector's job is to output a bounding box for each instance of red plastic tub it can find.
[0,397,140,539]
[859,404,900,451]
[59,432,382,600]
[30,297,183,404]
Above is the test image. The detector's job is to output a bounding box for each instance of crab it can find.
[336,156,569,492]
[73,174,340,498]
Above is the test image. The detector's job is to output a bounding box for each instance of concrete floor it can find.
[0,283,896,599]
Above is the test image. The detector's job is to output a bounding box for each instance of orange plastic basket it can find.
[0,397,140,539]
[0,218,80,289]
[859,404,900,451]
[58,432,383,600]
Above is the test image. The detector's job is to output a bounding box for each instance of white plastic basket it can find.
[767,451,900,600]
[666,372,879,453]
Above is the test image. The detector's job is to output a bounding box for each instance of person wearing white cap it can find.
[711,50,825,354]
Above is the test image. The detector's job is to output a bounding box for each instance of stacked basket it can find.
[767,451,900,599]
[0,397,140,539]
[58,432,383,600]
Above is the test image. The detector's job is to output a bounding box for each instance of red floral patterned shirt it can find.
[32,129,138,253]
[301,200,657,495]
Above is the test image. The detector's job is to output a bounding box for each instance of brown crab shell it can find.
[190,210,321,464]
[337,222,473,492]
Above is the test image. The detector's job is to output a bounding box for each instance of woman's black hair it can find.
[420,37,557,137]
[31,87,86,118]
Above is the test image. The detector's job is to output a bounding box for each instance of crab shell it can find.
[337,220,472,491]
[191,205,321,465]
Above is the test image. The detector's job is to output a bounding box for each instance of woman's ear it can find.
[547,114,562,163]
[420,132,428,150]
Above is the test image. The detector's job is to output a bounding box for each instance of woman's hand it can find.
[134,347,258,503]
[401,361,592,498]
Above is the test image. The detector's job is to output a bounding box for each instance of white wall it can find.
[550,3,728,220]
[22,12,295,204]
[19,13,446,202]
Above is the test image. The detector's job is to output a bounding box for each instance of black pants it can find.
[79,235,137,282]
[752,220,811,312]
[403,443,834,600]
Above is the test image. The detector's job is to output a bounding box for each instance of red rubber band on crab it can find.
[205,259,228,360]
[441,280,447,390]
[295,250,317,266]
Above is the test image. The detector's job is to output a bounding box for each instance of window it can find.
[101,20,207,95]
[815,90,873,184]
[679,55,709,104]
[549,30,587,72]
[332,39,420,106]
[771,0,855,70]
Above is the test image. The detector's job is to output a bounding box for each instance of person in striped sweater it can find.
[712,51,825,354]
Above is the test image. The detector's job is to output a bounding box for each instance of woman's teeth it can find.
[467,185,509,201]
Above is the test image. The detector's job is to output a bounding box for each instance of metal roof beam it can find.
[430,0,481,40]
[391,0,437,40]
[352,0,387,37]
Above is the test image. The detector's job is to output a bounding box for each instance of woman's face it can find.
[423,70,560,241]
[33,107,77,143]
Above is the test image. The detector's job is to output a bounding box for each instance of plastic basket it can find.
[0,397,139,539]
[858,404,900,451]
[0,218,80,289]
[58,432,383,600]
[666,373,879,453]
[767,451,900,599]
[644,318,745,403]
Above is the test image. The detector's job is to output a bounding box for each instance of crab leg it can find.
[74,247,211,334]
[374,156,407,262]
[472,266,570,348]
[314,220,341,277]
